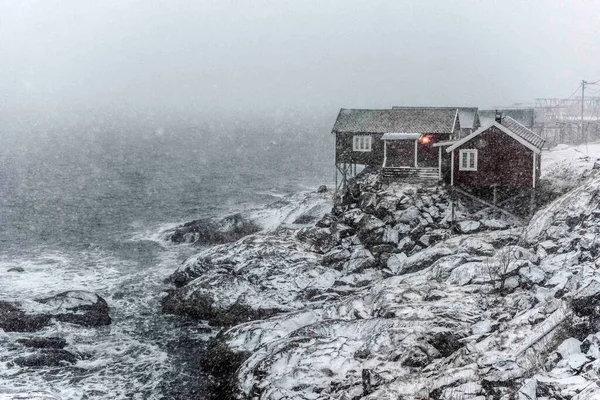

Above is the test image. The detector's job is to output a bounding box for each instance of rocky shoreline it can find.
[163,168,600,399]
[0,290,111,370]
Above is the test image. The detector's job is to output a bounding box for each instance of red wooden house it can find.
[444,113,545,189]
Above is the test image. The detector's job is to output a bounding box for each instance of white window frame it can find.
[352,135,372,152]
[459,149,478,171]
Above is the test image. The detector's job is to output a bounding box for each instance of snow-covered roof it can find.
[479,108,534,129]
[446,116,545,154]
[381,133,421,140]
[332,108,458,134]
[392,106,479,130]
[501,115,545,149]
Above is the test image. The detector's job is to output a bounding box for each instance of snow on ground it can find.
[541,142,600,190]
[162,142,600,399]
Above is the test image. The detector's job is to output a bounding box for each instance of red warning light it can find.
[419,135,431,145]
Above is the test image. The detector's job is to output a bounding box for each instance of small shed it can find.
[445,114,545,189]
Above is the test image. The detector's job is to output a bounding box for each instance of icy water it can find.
[0,125,331,399]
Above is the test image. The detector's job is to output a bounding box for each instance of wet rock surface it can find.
[37,290,112,327]
[0,301,50,333]
[1,291,111,333]
[166,213,261,245]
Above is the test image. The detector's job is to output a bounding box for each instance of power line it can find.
[567,83,582,99]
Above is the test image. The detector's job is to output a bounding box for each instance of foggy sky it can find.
[1,0,600,128]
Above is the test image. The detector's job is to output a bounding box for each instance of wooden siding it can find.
[335,133,385,166]
[452,126,535,189]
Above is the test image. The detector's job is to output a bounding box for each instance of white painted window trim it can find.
[352,135,372,152]
[459,149,478,171]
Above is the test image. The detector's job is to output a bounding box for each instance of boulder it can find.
[518,266,546,285]
[343,247,376,274]
[394,206,422,226]
[459,237,495,256]
[0,301,50,332]
[398,244,455,275]
[358,214,386,233]
[167,213,260,245]
[557,338,582,358]
[317,185,328,193]
[387,253,408,275]
[397,237,414,253]
[36,291,111,327]
[481,219,509,230]
[402,346,430,368]
[296,226,338,254]
[7,266,25,273]
[457,220,482,234]
[572,279,600,317]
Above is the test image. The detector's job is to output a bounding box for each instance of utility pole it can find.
[582,80,587,154]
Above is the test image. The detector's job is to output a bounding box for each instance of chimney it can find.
[495,110,502,123]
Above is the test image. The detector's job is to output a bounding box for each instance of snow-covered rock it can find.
[457,220,481,234]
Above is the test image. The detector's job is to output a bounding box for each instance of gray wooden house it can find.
[331,107,463,186]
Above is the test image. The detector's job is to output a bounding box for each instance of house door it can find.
[387,141,414,167]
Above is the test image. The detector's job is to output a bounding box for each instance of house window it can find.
[459,149,477,171]
[353,135,372,152]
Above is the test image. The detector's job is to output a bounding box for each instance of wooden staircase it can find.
[381,167,439,183]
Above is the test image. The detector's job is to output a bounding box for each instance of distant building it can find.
[478,108,535,129]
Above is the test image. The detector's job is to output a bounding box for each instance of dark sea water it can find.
[0,124,332,399]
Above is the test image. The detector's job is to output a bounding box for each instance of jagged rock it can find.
[17,337,67,349]
[397,236,414,253]
[36,291,111,327]
[330,222,354,240]
[375,197,398,218]
[572,279,600,317]
[358,214,385,232]
[472,320,493,335]
[457,220,482,234]
[14,349,77,367]
[167,213,260,245]
[296,226,338,254]
[557,338,582,358]
[518,378,537,400]
[402,346,429,368]
[481,219,509,230]
[427,328,463,357]
[341,209,365,226]
[362,369,386,395]
[359,192,378,213]
[316,213,333,228]
[343,247,376,274]
[518,266,545,285]
[0,301,50,332]
[394,206,421,226]
[322,248,351,267]
[459,237,495,256]
[393,223,411,235]
[396,244,455,275]
[386,253,407,275]
[382,227,399,244]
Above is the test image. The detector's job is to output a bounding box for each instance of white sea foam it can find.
[0,241,211,400]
